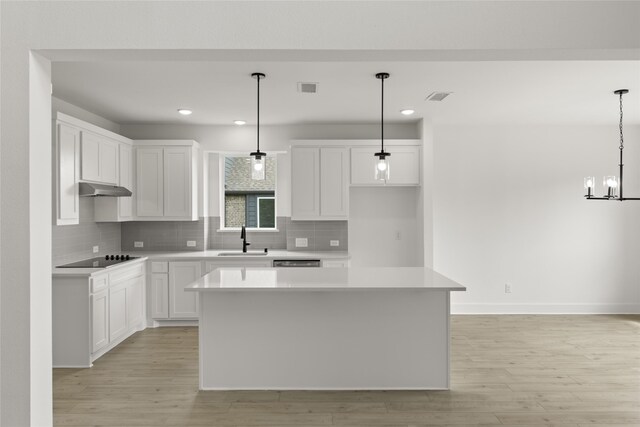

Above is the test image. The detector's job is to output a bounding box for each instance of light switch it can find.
[330,240,339,247]
[186,240,196,247]
[134,241,144,248]
[295,238,308,248]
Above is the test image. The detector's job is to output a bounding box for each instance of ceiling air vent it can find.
[425,92,452,102]
[297,82,319,94]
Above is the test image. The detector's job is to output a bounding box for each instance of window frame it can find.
[218,153,279,232]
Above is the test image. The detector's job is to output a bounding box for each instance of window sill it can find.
[216,228,280,233]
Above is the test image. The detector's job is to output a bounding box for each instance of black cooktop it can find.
[57,255,139,269]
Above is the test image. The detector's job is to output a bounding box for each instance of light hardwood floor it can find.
[53,315,640,426]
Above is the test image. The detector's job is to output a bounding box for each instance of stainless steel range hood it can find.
[79,182,132,197]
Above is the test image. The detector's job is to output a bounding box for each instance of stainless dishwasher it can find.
[272,259,321,268]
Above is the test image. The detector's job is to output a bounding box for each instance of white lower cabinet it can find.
[152,261,201,320]
[53,261,146,367]
[150,272,169,319]
[109,282,128,342]
[127,276,144,327]
[204,260,273,273]
[169,262,202,319]
[321,259,351,268]
[91,290,109,353]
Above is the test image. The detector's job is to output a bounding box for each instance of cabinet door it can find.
[91,290,109,353]
[163,147,192,218]
[350,147,382,186]
[127,275,144,329]
[169,261,201,319]
[320,147,349,218]
[56,122,80,225]
[109,282,128,342]
[81,131,101,182]
[99,138,119,185]
[322,259,350,268]
[118,143,133,219]
[205,260,273,273]
[385,146,420,185]
[291,147,320,219]
[150,273,169,319]
[136,148,164,217]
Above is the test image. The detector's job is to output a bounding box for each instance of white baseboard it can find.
[451,303,640,315]
[149,319,198,328]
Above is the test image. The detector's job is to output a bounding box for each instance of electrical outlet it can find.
[134,241,144,248]
[186,240,196,247]
[295,238,308,248]
[92,245,99,253]
[330,240,340,247]
[505,283,512,294]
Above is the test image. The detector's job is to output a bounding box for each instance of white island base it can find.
[188,267,466,390]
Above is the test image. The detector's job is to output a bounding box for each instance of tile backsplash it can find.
[120,216,348,252]
[121,218,207,251]
[52,198,121,266]
[285,219,348,251]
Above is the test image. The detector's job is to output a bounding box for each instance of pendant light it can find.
[584,89,640,201]
[250,72,266,180]
[375,72,391,180]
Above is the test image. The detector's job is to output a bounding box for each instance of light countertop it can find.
[52,251,349,277]
[122,250,350,261]
[185,267,466,292]
[52,257,148,277]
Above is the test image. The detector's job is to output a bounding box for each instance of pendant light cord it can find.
[381,76,385,152]
[257,74,261,152]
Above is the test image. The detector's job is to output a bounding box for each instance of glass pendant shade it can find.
[604,175,618,198]
[375,155,390,181]
[251,153,265,181]
[584,176,595,196]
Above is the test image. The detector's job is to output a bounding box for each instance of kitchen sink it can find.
[217,252,268,256]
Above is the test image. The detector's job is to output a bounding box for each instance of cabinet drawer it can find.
[151,261,169,273]
[90,275,109,293]
[109,263,145,284]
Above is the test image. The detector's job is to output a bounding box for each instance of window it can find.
[222,155,276,229]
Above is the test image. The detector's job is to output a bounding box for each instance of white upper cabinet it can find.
[163,147,192,218]
[291,147,320,219]
[291,146,349,220]
[351,145,420,186]
[55,121,81,225]
[94,141,134,222]
[118,143,134,219]
[135,141,199,221]
[54,113,135,224]
[320,147,349,218]
[136,147,164,217]
[80,131,118,185]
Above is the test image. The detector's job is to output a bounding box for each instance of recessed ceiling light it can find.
[177,109,192,116]
[400,109,415,116]
[234,120,246,125]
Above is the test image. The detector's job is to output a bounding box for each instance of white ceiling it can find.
[52,60,640,126]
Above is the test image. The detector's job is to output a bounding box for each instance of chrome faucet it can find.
[240,225,250,253]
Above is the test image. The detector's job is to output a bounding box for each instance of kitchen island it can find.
[186,267,466,390]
